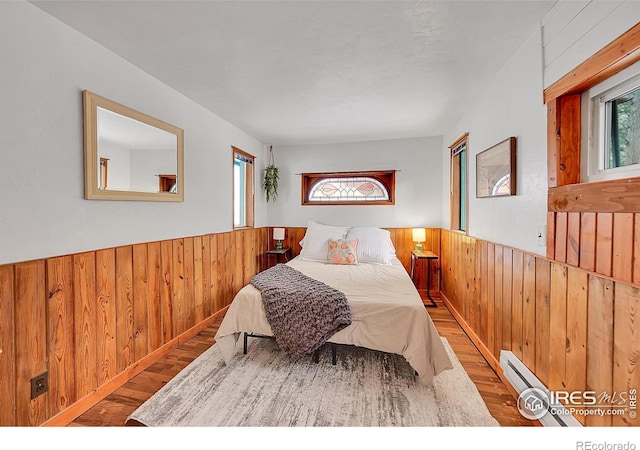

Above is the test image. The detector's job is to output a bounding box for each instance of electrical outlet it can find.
[30,372,48,399]
[536,225,546,246]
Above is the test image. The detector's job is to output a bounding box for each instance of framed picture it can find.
[476,137,516,198]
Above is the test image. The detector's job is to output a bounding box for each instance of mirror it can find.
[83,90,184,201]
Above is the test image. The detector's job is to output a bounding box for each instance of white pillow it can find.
[345,227,396,265]
[299,221,350,262]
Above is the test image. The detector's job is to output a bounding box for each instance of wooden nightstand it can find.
[266,248,291,266]
[410,250,438,307]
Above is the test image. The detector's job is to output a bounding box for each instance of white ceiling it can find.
[32,0,556,145]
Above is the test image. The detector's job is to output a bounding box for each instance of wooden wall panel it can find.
[554,212,568,263]
[486,243,496,356]
[511,251,524,359]
[534,259,551,386]
[172,239,185,336]
[613,282,640,426]
[546,211,556,260]
[200,236,212,320]
[132,244,150,363]
[479,241,489,345]
[635,213,640,285]
[440,229,637,427]
[193,236,205,327]
[612,213,634,284]
[147,242,163,352]
[595,213,614,277]
[501,248,512,353]
[566,267,588,426]
[549,210,640,287]
[0,265,16,426]
[183,237,196,332]
[493,246,503,357]
[0,228,268,427]
[159,240,174,343]
[586,276,614,426]
[115,246,133,374]
[15,261,47,426]
[548,263,567,393]
[579,212,596,272]
[95,250,116,387]
[46,256,76,416]
[72,253,98,401]
[566,212,581,267]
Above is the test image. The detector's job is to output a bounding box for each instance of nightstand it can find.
[266,248,291,266]
[410,250,438,308]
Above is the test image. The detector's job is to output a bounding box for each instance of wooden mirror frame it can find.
[83,90,185,201]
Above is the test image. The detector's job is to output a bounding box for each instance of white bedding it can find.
[214,257,453,385]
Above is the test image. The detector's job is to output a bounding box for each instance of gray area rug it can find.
[127,337,499,427]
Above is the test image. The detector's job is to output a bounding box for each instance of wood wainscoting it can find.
[547,211,640,286]
[0,228,267,426]
[0,225,436,426]
[267,227,441,296]
[440,229,639,426]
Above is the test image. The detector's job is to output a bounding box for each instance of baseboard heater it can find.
[500,350,582,427]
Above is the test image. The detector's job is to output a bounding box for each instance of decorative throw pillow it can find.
[327,239,359,265]
[345,227,396,265]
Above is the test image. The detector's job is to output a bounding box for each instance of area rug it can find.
[127,337,499,427]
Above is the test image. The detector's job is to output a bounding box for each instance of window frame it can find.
[300,170,396,206]
[232,146,255,229]
[546,22,640,214]
[583,59,640,182]
[449,133,469,233]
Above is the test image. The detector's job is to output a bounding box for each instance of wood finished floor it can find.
[69,295,537,427]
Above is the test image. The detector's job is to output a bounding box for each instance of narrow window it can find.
[450,134,468,232]
[233,147,254,229]
[301,170,395,205]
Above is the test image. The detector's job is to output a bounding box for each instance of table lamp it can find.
[273,227,285,250]
[412,228,426,252]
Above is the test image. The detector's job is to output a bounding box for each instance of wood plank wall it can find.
[0,225,431,426]
[440,229,639,426]
[0,228,267,426]
[547,211,640,286]
[268,227,441,294]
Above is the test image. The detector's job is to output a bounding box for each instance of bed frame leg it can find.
[331,344,336,365]
[313,348,320,363]
[243,332,248,354]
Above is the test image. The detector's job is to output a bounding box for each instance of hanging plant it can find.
[264,145,279,202]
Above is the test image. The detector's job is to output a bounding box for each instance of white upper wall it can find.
[441,1,640,255]
[0,2,267,265]
[266,137,443,230]
[542,1,640,88]
[442,26,548,255]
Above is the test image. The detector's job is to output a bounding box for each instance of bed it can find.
[214,222,453,385]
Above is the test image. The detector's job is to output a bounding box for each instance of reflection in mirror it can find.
[83,90,184,201]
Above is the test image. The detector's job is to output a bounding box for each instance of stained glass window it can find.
[301,171,395,205]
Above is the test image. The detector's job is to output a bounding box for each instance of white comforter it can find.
[214,257,453,385]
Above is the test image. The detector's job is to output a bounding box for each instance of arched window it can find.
[301,170,395,205]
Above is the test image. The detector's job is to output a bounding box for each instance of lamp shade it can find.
[273,227,285,241]
[412,228,426,243]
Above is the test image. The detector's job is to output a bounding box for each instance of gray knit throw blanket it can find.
[250,263,352,357]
